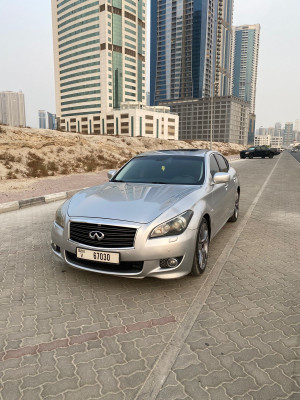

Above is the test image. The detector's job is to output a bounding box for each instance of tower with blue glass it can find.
[150,0,233,105]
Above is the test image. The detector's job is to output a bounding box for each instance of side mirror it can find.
[213,172,230,184]
[107,170,117,180]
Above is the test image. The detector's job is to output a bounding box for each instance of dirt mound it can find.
[0,125,245,181]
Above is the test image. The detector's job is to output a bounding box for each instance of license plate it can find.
[76,248,119,264]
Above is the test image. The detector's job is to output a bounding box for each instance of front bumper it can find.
[51,218,197,279]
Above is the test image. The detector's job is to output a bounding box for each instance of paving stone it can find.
[155,385,187,400]
[118,370,150,391]
[241,360,273,386]
[96,368,119,394]
[218,355,247,379]
[1,379,22,400]
[199,369,232,388]
[268,340,298,362]
[2,364,38,382]
[223,376,259,397]
[182,378,210,400]
[56,356,76,379]
[37,351,57,373]
[206,385,232,400]
[63,384,101,400]
[266,366,300,394]
[20,387,42,400]
[174,363,208,382]
[232,348,261,363]
[114,359,146,377]
[41,376,79,398]
[255,353,287,369]
[249,383,288,400]
[21,370,58,390]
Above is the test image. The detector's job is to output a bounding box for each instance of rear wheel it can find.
[190,218,210,276]
[228,191,239,222]
[269,153,274,159]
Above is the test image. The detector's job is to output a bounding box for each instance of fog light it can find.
[51,242,60,252]
[167,258,179,268]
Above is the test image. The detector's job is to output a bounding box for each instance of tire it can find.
[190,218,210,276]
[269,153,274,159]
[262,156,265,159]
[249,154,254,159]
[228,191,240,223]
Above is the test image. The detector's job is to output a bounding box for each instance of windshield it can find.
[112,155,205,185]
[247,147,255,150]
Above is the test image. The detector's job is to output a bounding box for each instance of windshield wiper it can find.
[148,181,168,184]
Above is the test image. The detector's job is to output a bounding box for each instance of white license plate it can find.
[76,248,119,264]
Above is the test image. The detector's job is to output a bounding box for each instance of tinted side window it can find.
[215,154,228,173]
[210,155,220,177]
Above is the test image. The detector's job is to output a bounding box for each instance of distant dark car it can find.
[240,146,277,159]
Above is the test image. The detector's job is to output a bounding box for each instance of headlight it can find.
[245,152,249,154]
[150,210,193,239]
[55,200,69,228]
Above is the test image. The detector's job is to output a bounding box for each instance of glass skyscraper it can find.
[231,24,260,114]
[150,0,233,105]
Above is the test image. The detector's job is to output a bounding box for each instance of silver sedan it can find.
[51,150,240,279]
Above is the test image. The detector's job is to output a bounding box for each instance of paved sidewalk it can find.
[0,152,299,399]
[153,152,300,399]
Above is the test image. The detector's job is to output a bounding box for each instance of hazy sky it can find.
[0,0,299,129]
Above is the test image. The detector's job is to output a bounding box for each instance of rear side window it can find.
[215,154,229,173]
[210,155,220,177]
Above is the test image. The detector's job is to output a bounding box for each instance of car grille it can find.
[69,222,136,248]
[66,252,143,274]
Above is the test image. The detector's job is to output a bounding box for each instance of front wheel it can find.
[190,218,210,276]
[249,154,254,159]
[228,191,240,222]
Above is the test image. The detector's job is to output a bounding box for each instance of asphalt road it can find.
[0,152,299,400]
[289,150,300,163]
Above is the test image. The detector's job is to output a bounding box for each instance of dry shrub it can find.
[0,152,16,162]
[6,171,17,179]
[26,152,48,177]
[48,161,59,172]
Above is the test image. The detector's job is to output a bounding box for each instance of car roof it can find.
[136,149,210,157]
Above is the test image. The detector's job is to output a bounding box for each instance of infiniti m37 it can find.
[51,150,240,279]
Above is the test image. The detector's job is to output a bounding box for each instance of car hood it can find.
[67,182,199,223]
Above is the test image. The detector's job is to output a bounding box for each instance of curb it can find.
[0,156,241,215]
[0,188,87,215]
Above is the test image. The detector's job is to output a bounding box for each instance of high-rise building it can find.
[0,91,26,127]
[150,0,234,106]
[161,96,250,145]
[267,127,275,136]
[51,0,146,125]
[274,122,281,137]
[294,119,300,132]
[231,24,260,114]
[39,110,47,129]
[48,112,57,130]
[259,126,266,135]
[283,122,294,146]
[51,0,178,138]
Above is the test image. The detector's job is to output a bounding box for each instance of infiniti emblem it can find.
[89,231,105,241]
